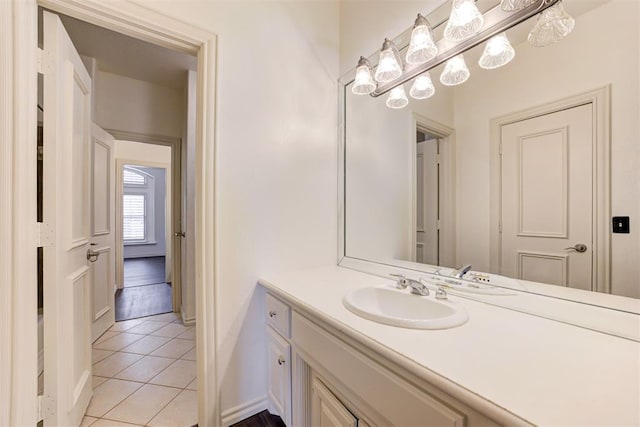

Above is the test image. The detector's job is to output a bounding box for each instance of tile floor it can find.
[81,312,197,427]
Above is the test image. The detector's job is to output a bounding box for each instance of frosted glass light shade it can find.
[479,32,515,69]
[375,39,403,83]
[501,0,536,12]
[405,14,438,65]
[386,85,409,109]
[444,0,485,41]
[352,57,377,95]
[410,73,435,100]
[528,1,575,47]
[440,55,470,86]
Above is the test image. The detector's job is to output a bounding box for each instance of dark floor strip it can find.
[230,410,286,427]
[124,256,166,287]
[115,282,172,321]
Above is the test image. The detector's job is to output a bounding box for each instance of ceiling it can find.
[58,13,196,90]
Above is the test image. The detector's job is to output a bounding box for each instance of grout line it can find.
[85,313,197,427]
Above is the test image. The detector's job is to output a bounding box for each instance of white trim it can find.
[109,130,183,310]
[489,86,611,294]
[220,396,268,427]
[6,1,218,425]
[0,1,39,425]
[181,309,196,326]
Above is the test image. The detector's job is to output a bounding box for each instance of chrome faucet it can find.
[452,264,472,279]
[390,274,430,296]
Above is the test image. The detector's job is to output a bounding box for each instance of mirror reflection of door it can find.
[416,130,440,266]
[500,103,594,290]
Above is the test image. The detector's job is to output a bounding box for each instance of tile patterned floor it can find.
[82,312,197,427]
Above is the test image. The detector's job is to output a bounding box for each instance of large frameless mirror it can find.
[340,0,640,323]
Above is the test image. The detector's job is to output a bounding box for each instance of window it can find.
[122,166,155,244]
[123,168,146,185]
[123,194,146,241]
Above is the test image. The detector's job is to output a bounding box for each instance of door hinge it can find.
[498,221,503,233]
[436,154,441,165]
[37,222,54,247]
[498,142,503,156]
[437,219,442,230]
[37,394,55,421]
[37,48,53,75]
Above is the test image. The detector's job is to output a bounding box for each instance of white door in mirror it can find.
[501,104,593,290]
[343,286,468,329]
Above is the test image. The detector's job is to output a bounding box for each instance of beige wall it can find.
[95,71,183,138]
[130,0,340,417]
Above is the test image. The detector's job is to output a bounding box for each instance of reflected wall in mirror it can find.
[342,0,640,300]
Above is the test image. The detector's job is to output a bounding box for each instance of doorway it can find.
[5,1,217,425]
[36,8,201,426]
[117,160,173,321]
[411,115,456,268]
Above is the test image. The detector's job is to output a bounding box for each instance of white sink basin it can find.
[343,286,468,329]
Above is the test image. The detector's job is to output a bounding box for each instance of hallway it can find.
[85,312,196,426]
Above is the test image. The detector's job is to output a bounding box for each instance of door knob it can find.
[175,231,185,238]
[86,249,100,262]
[564,243,587,253]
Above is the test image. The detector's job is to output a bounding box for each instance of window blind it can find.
[123,194,146,240]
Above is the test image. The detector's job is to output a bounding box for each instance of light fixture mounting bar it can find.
[371,0,560,97]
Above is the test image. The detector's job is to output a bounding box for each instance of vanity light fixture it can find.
[500,0,537,12]
[409,73,436,99]
[386,85,409,109]
[444,0,485,42]
[405,14,438,65]
[351,0,575,105]
[352,56,377,95]
[479,32,515,69]
[527,1,575,47]
[440,54,470,86]
[374,38,403,83]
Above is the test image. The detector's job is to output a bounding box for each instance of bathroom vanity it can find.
[260,267,640,427]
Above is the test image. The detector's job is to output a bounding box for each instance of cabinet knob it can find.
[277,356,286,365]
[269,311,277,318]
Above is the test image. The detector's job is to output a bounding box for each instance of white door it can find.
[500,104,593,290]
[42,10,93,425]
[416,139,439,265]
[90,124,115,341]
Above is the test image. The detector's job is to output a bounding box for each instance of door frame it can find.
[489,86,611,294]
[1,1,219,425]
[410,114,456,269]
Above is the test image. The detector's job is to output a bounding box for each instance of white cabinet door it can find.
[311,376,357,427]
[90,124,115,341]
[42,10,93,426]
[267,328,291,426]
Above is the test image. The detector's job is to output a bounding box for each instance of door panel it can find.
[90,124,115,341]
[501,104,593,290]
[43,10,93,425]
[311,376,357,427]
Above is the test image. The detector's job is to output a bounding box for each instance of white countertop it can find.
[259,266,640,426]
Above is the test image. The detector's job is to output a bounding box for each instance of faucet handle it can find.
[435,287,448,300]
[390,273,407,289]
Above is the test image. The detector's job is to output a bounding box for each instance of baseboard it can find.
[180,308,196,326]
[221,395,268,426]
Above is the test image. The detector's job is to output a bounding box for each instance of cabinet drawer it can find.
[266,293,291,338]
